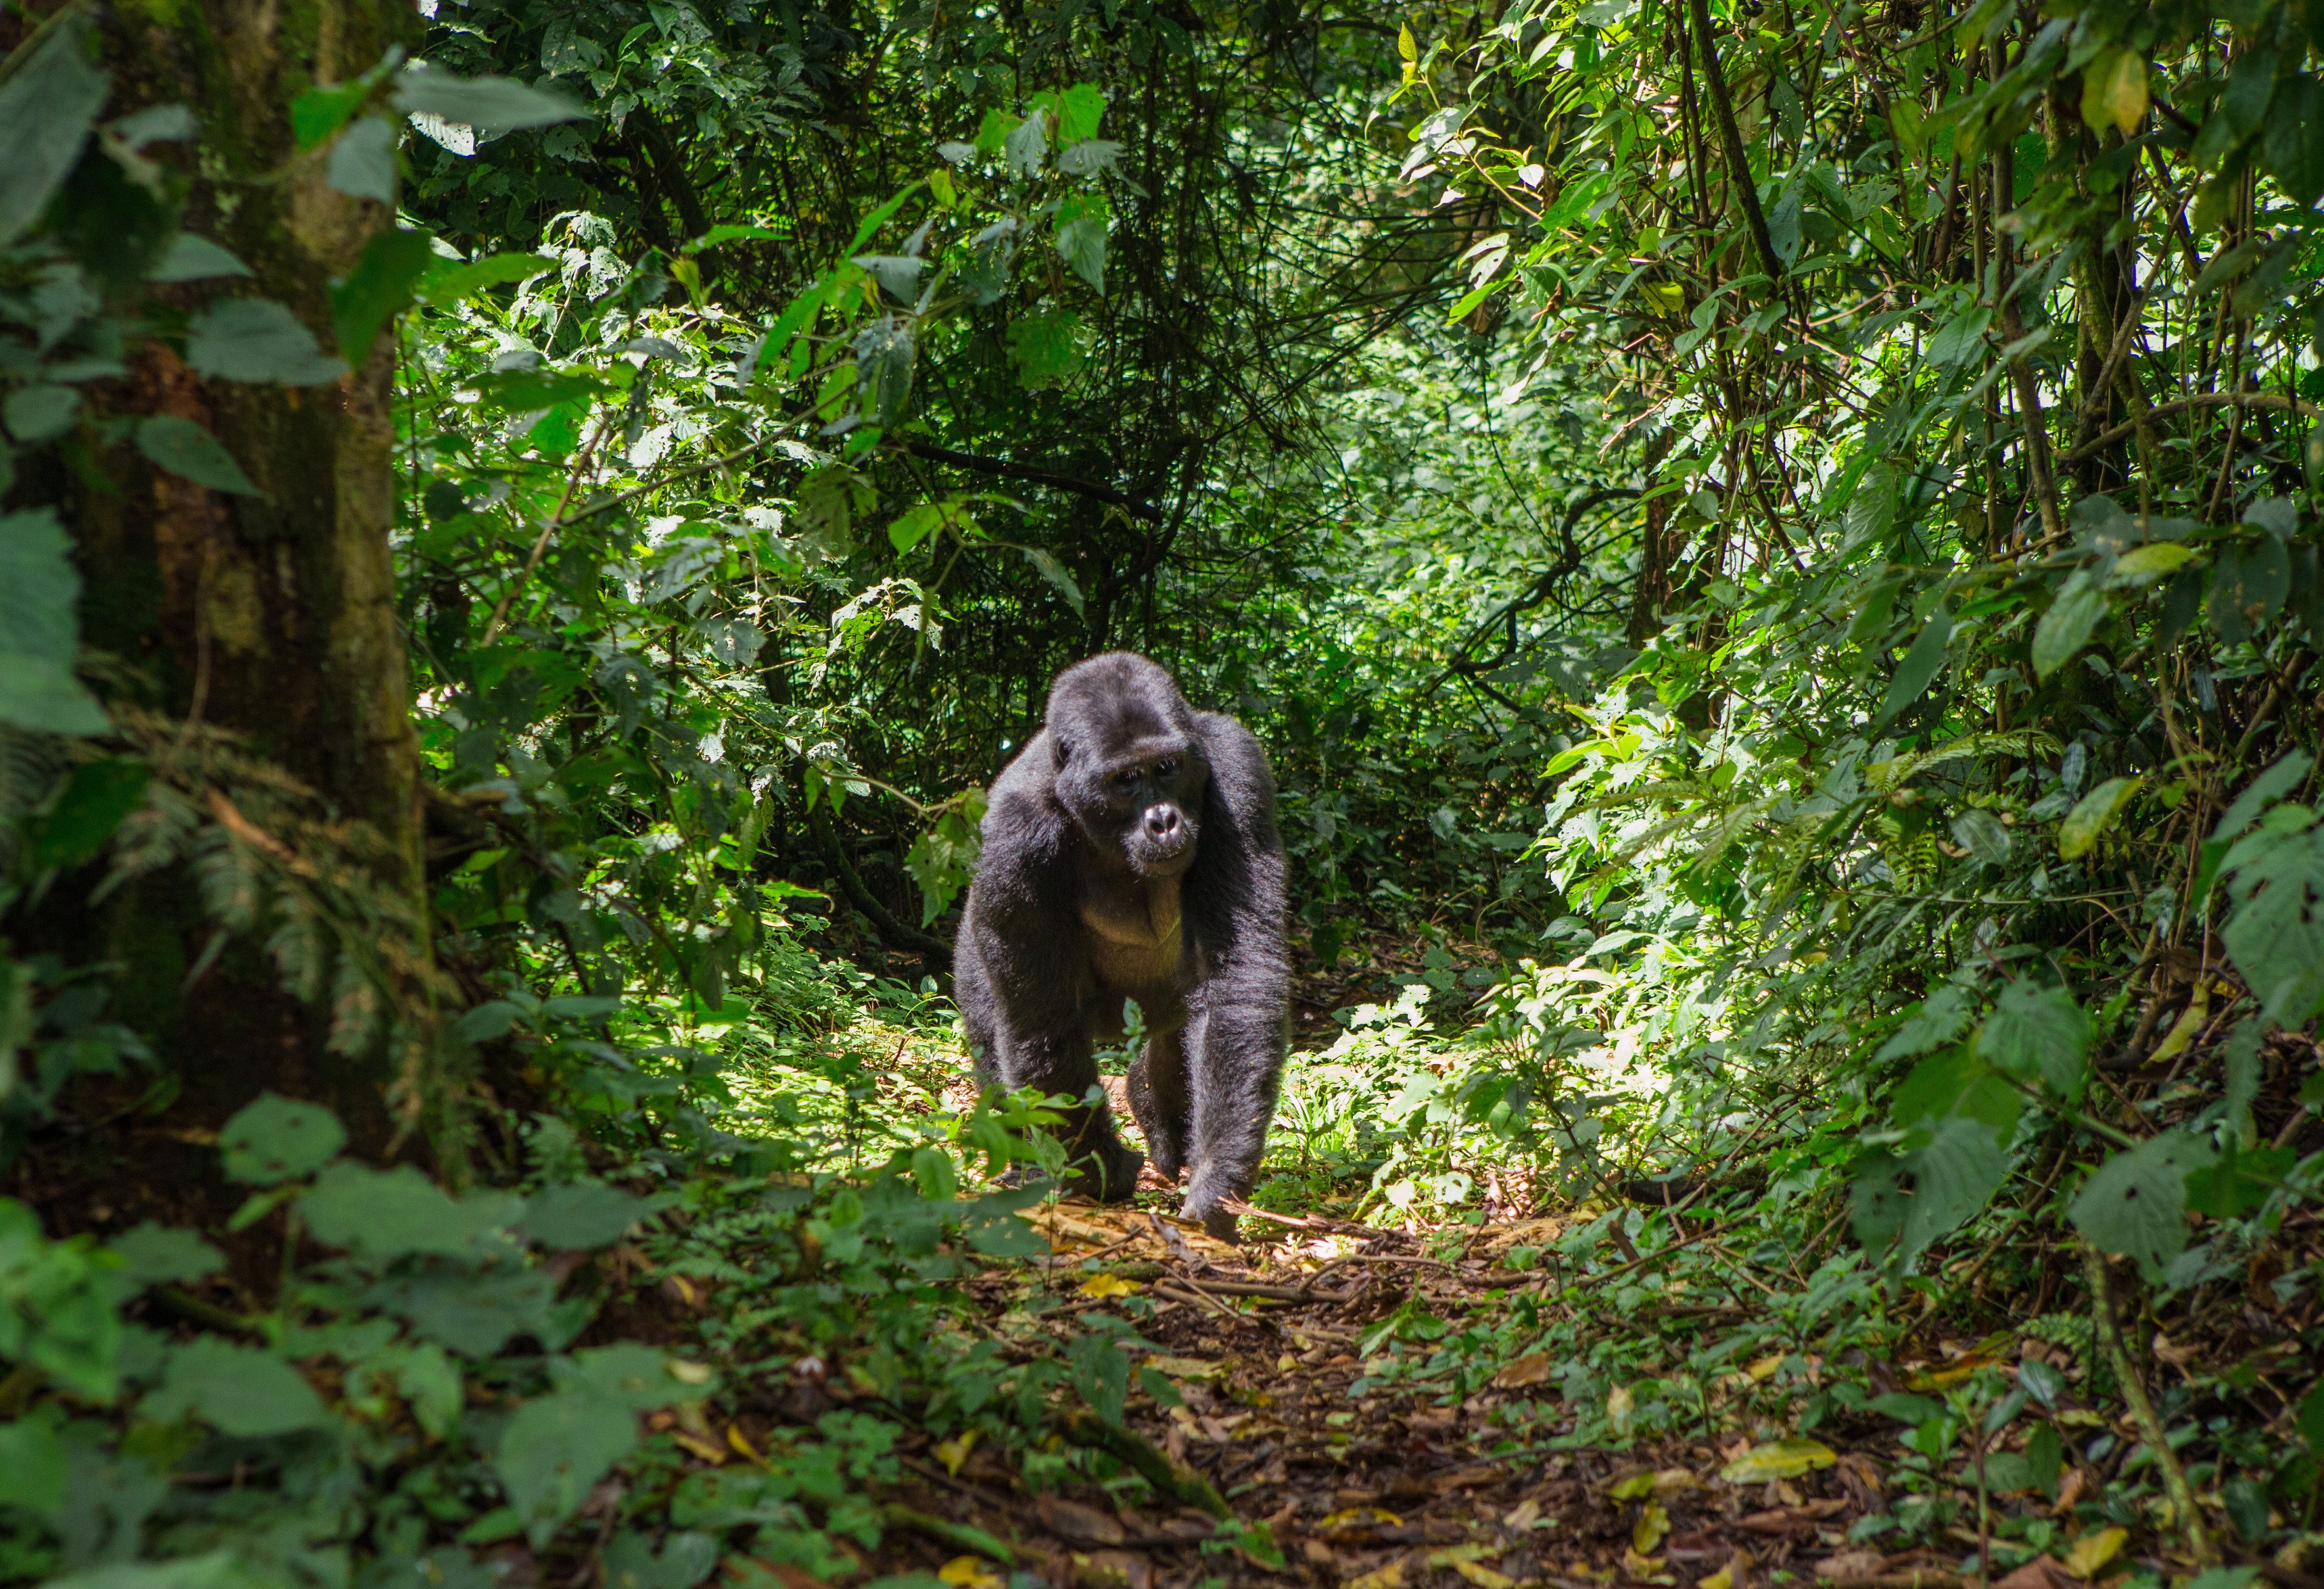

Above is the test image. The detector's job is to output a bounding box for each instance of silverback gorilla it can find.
[954,653,1289,1241]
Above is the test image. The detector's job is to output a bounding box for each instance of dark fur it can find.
[953,653,1289,1241]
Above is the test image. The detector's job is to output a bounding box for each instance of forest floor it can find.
[837,1188,2106,1589]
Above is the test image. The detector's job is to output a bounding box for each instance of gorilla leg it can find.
[1126,1021,1194,1183]
[1180,1002,1287,1240]
[996,1027,1145,1202]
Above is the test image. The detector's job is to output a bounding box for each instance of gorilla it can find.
[954,652,1289,1241]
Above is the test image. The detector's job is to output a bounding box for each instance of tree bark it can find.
[44,0,430,1174]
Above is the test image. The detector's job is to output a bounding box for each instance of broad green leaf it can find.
[2261,78,2324,206]
[1054,192,1109,290]
[105,1223,223,1289]
[5,384,79,444]
[185,299,349,385]
[0,11,108,249]
[43,1553,245,1589]
[604,1531,720,1589]
[465,368,607,411]
[26,758,149,868]
[325,114,398,202]
[498,1389,640,1545]
[1889,1046,2019,1139]
[1926,304,1992,368]
[221,1092,347,1184]
[147,233,253,282]
[393,66,588,135]
[2068,1128,2217,1281]
[417,252,557,303]
[2217,818,2324,1026]
[331,227,437,361]
[0,1416,64,1517]
[2212,751,2314,844]
[1720,1439,1835,1482]
[366,1263,559,1358]
[573,1341,702,1408]
[520,1181,649,1250]
[2032,576,2108,678]
[2058,775,2141,860]
[389,1341,465,1438]
[0,508,107,736]
[1976,980,2090,1100]
[291,80,371,149]
[1950,808,2011,865]
[1055,81,1107,146]
[146,1337,328,1437]
[1873,986,1973,1063]
[1900,1114,2011,1266]
[2108,542,2197,584]
[1876,603,1951,723]
[1067,1332,1130,1426]
[1004,309,1086,391]
[2080,49,2147,136]
[138,416,263,496]
[302,1161,522,1257]
[1004,109,1049,175]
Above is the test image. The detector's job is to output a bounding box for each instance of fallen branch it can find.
[1058,1414,1231,1520]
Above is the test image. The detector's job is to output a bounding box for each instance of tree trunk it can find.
[30,0,431,1189]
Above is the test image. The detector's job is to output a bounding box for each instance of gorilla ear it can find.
[1053,736,1075,768]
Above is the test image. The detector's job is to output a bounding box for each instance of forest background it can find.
[3,0,2324,1584]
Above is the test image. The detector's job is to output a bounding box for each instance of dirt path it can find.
[849,1202,1997,1589]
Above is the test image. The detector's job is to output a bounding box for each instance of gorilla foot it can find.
[1068,1147,1147,1203]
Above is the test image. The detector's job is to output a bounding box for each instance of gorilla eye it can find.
[1155,758,1178,779]
[1112,770,1138,790]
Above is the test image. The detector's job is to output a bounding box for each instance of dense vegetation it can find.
[4,0,2323,1583]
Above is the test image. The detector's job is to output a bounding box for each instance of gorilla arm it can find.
[955,746,1147,1198]
[1177,711,1291,1238]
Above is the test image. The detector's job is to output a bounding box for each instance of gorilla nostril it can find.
[1148,808,1178,837]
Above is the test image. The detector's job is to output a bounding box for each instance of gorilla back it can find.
[953,652,1289,1240]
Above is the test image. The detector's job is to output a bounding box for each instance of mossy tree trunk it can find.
[50,0,432,1185]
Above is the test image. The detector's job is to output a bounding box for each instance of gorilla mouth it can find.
[1129,829,1196,874]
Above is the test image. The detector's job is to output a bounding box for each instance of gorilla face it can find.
[1048,655,1210,878]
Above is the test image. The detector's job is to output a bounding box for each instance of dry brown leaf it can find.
[1038,1495,1126,1547]
[1494,1352,1555,1388]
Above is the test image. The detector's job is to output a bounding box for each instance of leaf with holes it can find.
[220,1093,346,1184]
[2068,1129,2216,1281]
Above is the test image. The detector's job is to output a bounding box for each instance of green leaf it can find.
[1068,1332,1130,1426]
[28,758,149,868]
[0,11,108,249]
[1976,980,2090,1100]
[1056,81,1107,145]
[5,384,80,444]
[2213,751,2314,845]
[43,1552,247,1589]
[390,1341,466,1438]
[0,1416,65,1518]
[325,114,398,203]
[465,368,608,411]
[1054,192,1109,290]
[1875,986,1975,1063]
[292,80,373,149]
[0,508,108,735]
[147,233,253,282]
[1890,1045,2019,1138]
[2032,576,2109,678]
[1900,1114,2011,1266]
[520,1181,650,1250]
[1950,808,2011,866]
[393,66,588,135]
[1004,309,1086,391]
[604,1531,720,1589]
[138,416,263,496]
[367,1263,558,1358]
[1926,304,1992,368]
[1877,603,1952,724]
[1021,545,1085,615]
[221,1092,347,1184]
[1004,110,1049,176]
[2058,775,2141,860]
[2261,78,2324,206]
[2217,818,2324,1027]
[2108,541,2198,584]
[573,1341,701,1408]
[2068,1128,2217,1281]
[1720,1439,1836,1482]
[185,299,349,385]
[498,1389,641,1545]
[105,1222,223,1289]
[303,1161,523,1257]
[417,251,557,303]
[146,1337,328,1437]
[331,227,436,362]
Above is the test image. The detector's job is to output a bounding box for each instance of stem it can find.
[2082,1245,2217,1567]
[1683,0,1784,285]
